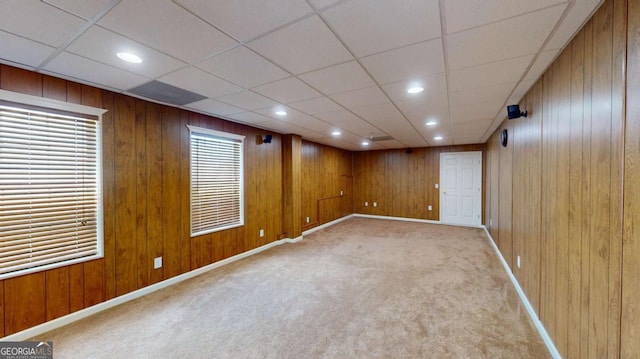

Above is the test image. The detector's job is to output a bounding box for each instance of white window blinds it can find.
[0,101,102,279]
[188,126,244,237]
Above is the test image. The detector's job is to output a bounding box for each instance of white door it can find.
[440,151,482,226]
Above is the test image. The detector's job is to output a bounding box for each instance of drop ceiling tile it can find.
[524,49,560,81]
[186,98,245,116]
[313,110,380,135]
[248,15,352,74]
[44,52,149,91]
[252,77,322,104]
[226,111,275,125]
[453,137,483,145]
[67,26,187,78]
[322,0,441,57]
[361,39,445,85]
[288,97,343,115]
[381,73,447,104]
[99,0,237,63]
[299,61,375,95]
[43,0,115,20]
[308,0,343,10]
[350,102,404,128]
[450,100,503,123]
[544,0,602,51]
[452,121,492,137]
[449,55,534,92]
[508,80,536,105]
[158,67,243,99]
[0,31,56,68]
[216,91,279,111]
[445,0,566,34]
[175,0,313,42]
[396,100,450,127]
[0,1,86,47]
[197,46,289,88]
[447,4,566,70]
[330,87,389,109]
[450,83,516,107]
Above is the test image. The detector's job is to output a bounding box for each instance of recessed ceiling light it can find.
[332,130,341,136]
[433,136,443,141]
[116,52,142,63]
[425,121,437,126]
[275,110,287,116]
[407,86,424,94]
[361,141,370,146]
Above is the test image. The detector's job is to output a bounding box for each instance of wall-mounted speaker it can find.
[507,104,528,120]
[263,134,272,144]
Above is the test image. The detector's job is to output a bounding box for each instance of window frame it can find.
[0,89,107,280]
[187,125,245,237]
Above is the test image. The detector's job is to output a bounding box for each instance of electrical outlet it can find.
[259,229,264,237]
[435,184,439,189]
[373,202,377,207]
[428,205,432,211]
[306,217,310,223]
[154,257,162,269]
[340,190,343,196]
[365,202,368,206]
[517,255,521,269]
[490,219,493,227]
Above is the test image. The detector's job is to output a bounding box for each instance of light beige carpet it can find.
[35,218,549,358]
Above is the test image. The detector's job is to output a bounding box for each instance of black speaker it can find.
[507,104,527,120]
[263,134,272,143]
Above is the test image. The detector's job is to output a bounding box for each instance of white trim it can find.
[1,238,291,341]
[0,89,107,117]
[439,151,483,227]
[302,215,354,236]
[481,226,561,359]
[186,124,245,141]
[353,213,441,225]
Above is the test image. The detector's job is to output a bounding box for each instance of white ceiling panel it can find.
[331,87,389,110]
[453,137,482,145]
[99,0,238,63]
[252,77,322,104]
[0,1,86,47]
[175,0,313,42]
[288,97,343,115]
[66,26,186,78]
[299,61,375,95]
[43,0,115,20]
[186,98,245,116]
[44,52,149,91]
[248,16,352,75]
[307,0,343,11]
[449,55,534,92]
[321,0,441,57]
[544,0,602,51]
[351,102,404,128]
[453,120,495,137]
[0,31,55,69]
[508,80,537,105]
[196,46,289,88]
[447,4,566,70]
[396,99,450,126]
[524,49,561,81]
[360,39,445,85]
[313,110,381,136]
[226,111,276,125]
[450,100,503,123]
[445,0,566,34]
[158,67,243,99]
[450,83,516,107]
[216,91,279,111]
[381,73,448,104]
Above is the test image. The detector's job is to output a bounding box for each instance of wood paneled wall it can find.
[484,0,633,357]
[353,145,484,221]
[300,140,353,230]
[0,65,285,336]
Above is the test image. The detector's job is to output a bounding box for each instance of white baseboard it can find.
[1,237,292,342]
[302,215,354,236]
[353,213,440,224]
[481,226,561,359]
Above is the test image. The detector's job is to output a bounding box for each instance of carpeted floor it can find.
[35,217,549,358]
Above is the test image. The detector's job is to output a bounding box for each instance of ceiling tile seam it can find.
[314,6,432,148]
[35,0,122,72]
[354,36,442,64]
[478,0,578,143]
[306,0,352,13]
[445,1,570,36]
[438,0,454,146]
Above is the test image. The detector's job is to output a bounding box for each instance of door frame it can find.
[439,151,483,226]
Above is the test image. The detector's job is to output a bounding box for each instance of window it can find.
[188,125,244,236]
[0,90,105,280]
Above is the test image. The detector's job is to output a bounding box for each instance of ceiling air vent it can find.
[128,80,207,106]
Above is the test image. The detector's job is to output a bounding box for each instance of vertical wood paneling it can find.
[161,107,182,278]
[0,283,4,337]
[135,99,148,289]
[146,103,164,281]
[42,75,66,101]
[45,268,70,321]
[622,1,640,356]
[498,121,514,269]
[0,65,42,96]
[4,275,45,335]
[69,264,84,312]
